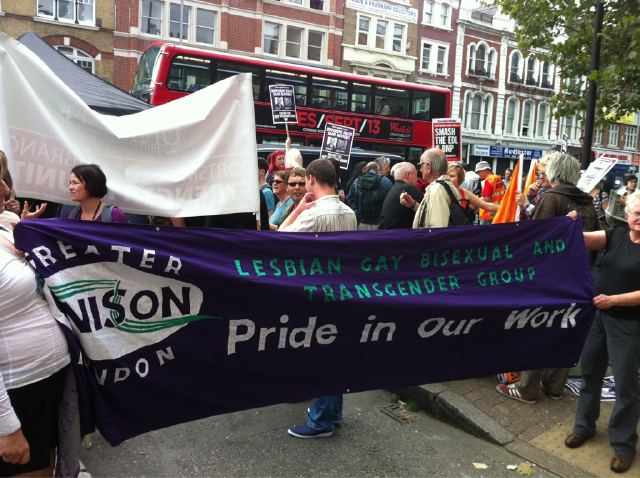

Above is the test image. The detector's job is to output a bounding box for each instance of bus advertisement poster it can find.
[321,123,355,169]
[433,118,462,161]
[269,85,298,124]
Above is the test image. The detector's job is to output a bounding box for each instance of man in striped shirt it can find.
[280,158,356,438]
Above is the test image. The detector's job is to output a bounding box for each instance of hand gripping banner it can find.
[14,218,596,445]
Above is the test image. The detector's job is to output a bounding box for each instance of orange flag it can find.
[492,158,522,224]
[523,159,539,196]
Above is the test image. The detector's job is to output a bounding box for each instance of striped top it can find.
[280,195,357,233]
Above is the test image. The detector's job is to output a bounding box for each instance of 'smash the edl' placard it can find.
[433,118,462,161]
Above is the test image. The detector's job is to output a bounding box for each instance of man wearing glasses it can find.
[279,159,356,438]
[274,167,307,227]
[400,148,458,228]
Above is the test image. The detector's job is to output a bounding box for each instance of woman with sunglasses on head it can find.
[65,164,127,223]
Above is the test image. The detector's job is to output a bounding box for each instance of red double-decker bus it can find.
[131,42,451,160]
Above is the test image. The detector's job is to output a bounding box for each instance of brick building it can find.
[0,0,116,80]
[454,3,558,174]
[341,0,419,82]
[112,0,344,92]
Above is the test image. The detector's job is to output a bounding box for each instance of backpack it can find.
[357,173,386,222]
[66,204,115,222]
[435,180,473,227]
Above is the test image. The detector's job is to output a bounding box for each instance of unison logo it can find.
[45,263,214,361]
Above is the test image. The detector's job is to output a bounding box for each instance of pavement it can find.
[398,375,639,478]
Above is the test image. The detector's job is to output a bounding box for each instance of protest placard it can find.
[320,123,355,169]
[432,118,462,161]
[268,84,298,124]
[577,155,618,193]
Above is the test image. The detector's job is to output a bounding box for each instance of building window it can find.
[357,14,406,52]
[423,0,433,23]
[308,30,323,62]
[464,92,493,132]
[563,115,582,141]
[440,3,449,27]
[141,0,163,35]
[38,0,95,25]
[196,8,216,44]
[170,3,191,40]
[285,27,302,58]
[504,97,519,135]
[357,16,370,46]
[608,124,619,146]
[263,21,325,62]
[54,45,94,73]
[420,40,448,75]
[593,127,602,145]
[521,100,534,137]
[509,51,523,83]
[376,20,387,49]
[467,42,496,78]
[263,22,280,55]
[278,0,326,9]
[525,56,537,86]
[624,125,637,149]
[539,62,552,89]
[536,103,549,138]
[393,24,404,53]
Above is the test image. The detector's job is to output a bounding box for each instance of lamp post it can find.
[582,2,604,170]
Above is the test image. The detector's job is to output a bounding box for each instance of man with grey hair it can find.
[497,152,599,405]
[380,162,423,229]
[375,156,391,178]
[400,148,460,228]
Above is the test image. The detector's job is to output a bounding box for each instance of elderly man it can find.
[379,162,423,229]
[475,161,505,224]
[279,159,356,438]
[400,148,460,228]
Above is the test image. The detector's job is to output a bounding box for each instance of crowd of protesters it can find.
[1,143,639,474]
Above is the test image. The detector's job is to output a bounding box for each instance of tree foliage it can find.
[489,0,640,122]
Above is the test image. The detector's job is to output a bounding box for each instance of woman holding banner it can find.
[565,189,640,474]
[446,163,499,218]
[0,160,70,476]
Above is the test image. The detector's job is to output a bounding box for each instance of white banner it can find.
[576,155,618,193]
[0,33,259,217]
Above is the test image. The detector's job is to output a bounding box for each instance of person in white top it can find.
[279,159,356,439]
[0,161,70,476]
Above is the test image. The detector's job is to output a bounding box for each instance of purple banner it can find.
[14,217,595,445]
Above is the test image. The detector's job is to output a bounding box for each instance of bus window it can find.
[375,86,410,118]
[216,61,261,100]
[264,69,308,106]
[412,90,432,120]
[310,77,348,111]
[131,45,160,101]
[167,55,212,92]
[350,82,371,114]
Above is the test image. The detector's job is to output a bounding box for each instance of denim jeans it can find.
[306,394,343,431]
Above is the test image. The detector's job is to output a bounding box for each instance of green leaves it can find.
[489,0,640,119]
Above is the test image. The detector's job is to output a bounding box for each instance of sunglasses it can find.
[288,181,306,187]
[272,179,285,185]
[418,162,430,168]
